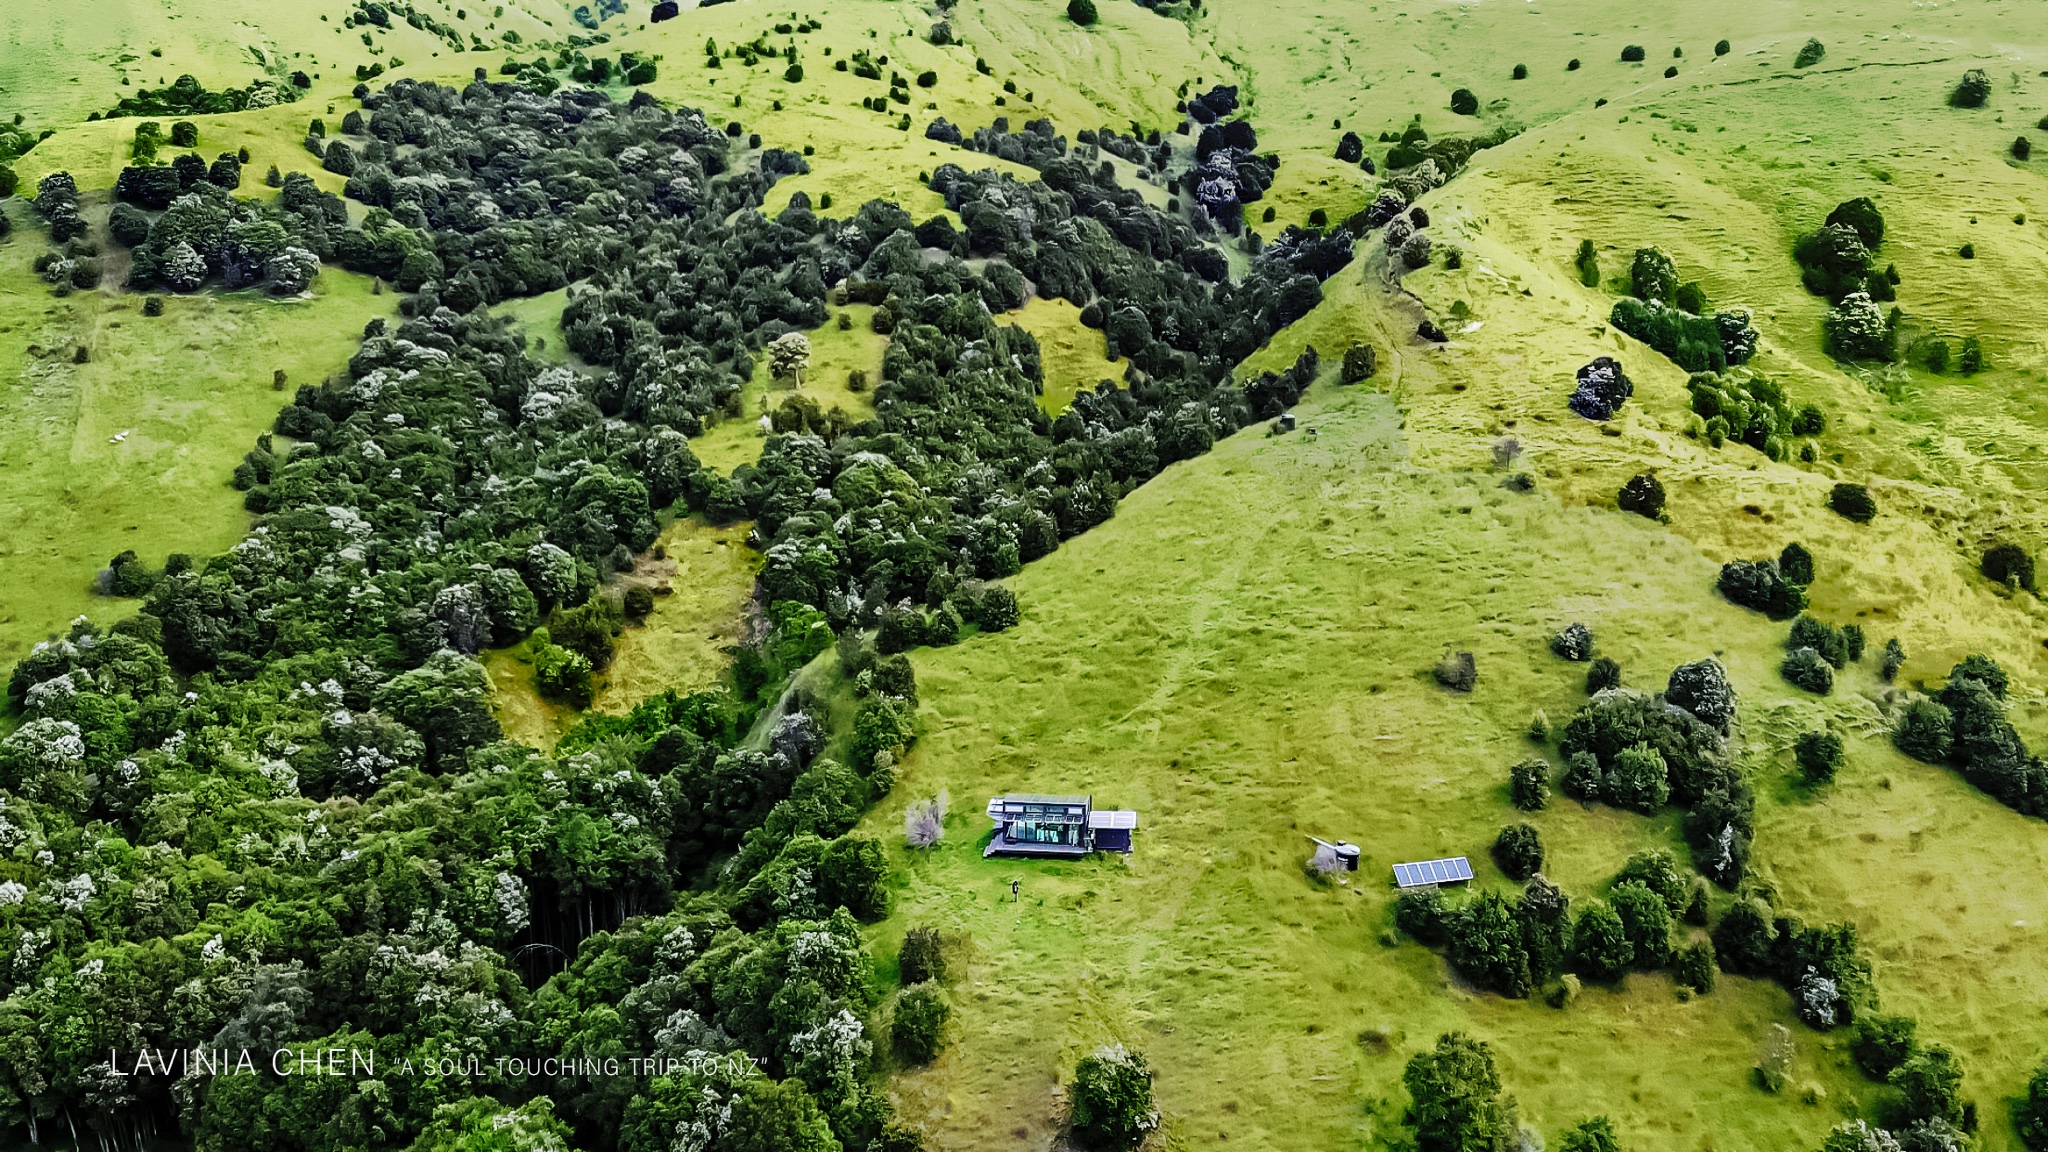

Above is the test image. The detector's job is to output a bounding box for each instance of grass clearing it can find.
[694,303,888,475]
[0,204,396,659]
[1005,295,1123,416]
[594,517,761,712]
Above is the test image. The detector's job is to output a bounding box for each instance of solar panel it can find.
[1393,857,1473,888]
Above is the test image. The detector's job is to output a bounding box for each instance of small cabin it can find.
[985,794,1138,858]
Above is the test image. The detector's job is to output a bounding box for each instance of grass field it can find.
[0,200,396,659]
[5,0,2048,1145]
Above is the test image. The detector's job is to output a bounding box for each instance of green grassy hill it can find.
[1,0,2045,1148]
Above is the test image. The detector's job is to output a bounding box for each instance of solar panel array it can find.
[1392,857,1474,888]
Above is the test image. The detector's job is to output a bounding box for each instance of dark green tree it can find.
[1571,903,1634,981]
[1491,824,1544,882]
[892,984,951,1064]
[1403,1032,1517,1152]
[1066,0,1098,25]
[1070,1045,1158,1150]
[1796,729,1844,784]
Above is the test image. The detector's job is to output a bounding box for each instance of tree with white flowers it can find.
[769,331,812,388]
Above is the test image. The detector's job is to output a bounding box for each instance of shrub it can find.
[1891,1045,1965,1126]
[1850,1014,1918,1080]
[1396,888,1453,945]
[1450,88,1479,115]
[1510,760,1550,811]
[1791,403,1827,435]
[1790,615,1851,669]
[1512,63,1528,80]
[1893,698,1953,762]
[1571,903,1633,980]
[1070,1045,1158,1149]
[1492,824,1544,881]
[1796,730,1845,784]
[1606,741,1670,813]
[1958,242,1975,260]
[1448,890,1534,997]
[900,925,946,984]
[847,368,869,392]
[1825,292,1893,360]
[1066,0,1098,25]
[1782,648,1835,695]
[1925,340,1951,373]
[1568,356,1633,420]
[2017,1058,2048,1152]
[1559,1116,1622,1152]
[1826,197,1885,246]
[1719,558,1806,619]
[1341,343,1378,384]
[1951,69,1991,108]
[1567,59,1581,71]
[1585,657,1621,694]
[1574,239,1600,287]
[1674,280,1708,314]
[892,984,950,1064]
[1983,543,2036,591]
[1629,247,1678,302]
[1610,881,1671,968]
[1550,622,1593,661]
[1674,940,1716,992]
[1664,65,1679,78]
[1561,749,1604,800]
[322,141,358,176]
[1618,472,1665,519]
[1794,38,1826,67]
[784,64,803,83]
[1829,482,1877,523]
[1621,45,1647,62]
[1715,39,1732,56]
[142,295,165,317]
[1958,337,1982,374]
[1614,850,1689,914]
[1779,542,1816,586]
[1880,638,1906,683]
[1434,651,1477,692]
[1404,1033,1516,1152]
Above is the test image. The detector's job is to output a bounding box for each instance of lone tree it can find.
[1829,482,1877,523]
[1450,88,1479,115]
[1492,823,1544,881]
[1983,543,2036,592]
[1951,68,1991,108]
[1796,729,1844,784]
[1794,38,1826,68]
[1066,0,1098,25]
[1069,1045,1158,1149]
[768,331,812,387]
[1403,1032,1517,1152]
[1618,472,1665,519]
[1574,239,1600,287]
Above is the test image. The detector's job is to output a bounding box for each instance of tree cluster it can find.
[1717,544,1813,620]
[1892,655,2048,818]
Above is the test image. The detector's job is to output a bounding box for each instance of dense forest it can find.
[0,75,1344,1152]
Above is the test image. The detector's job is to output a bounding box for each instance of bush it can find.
[1510,759,1550,811]
[1574,239,1600,287]
[1880,638,1906,683]
[1586,657,1621,694]
[1450,88,1479,115]
[1492,824,1544,881]
[1891,1045,1965,1126]
[1621,45,1647,62]
[1630,247,1678,302]
[1550,622,1593,661]
[1512,63,1528,80]
[1610,881,1671,969]
[142,295,165,317]
[1667,657,1736,735]
[1850,1014,1918,1081]
[1568,356,1633,420]
[1341,343,1378,384]
[2017,1057,2048,1152]
[1618,472,1665,519]
[1790,615,1851,669]
[1951,69,1991,108]
[1606,741,1670,813]
[1958,336,1983,374]
[321,141,358,176]
[900,925,946,984]
[892,984,950,1064]
[1779,542,1816,586]
[1829,482,1877,523]
[1893,698,1953,762]
[1434,651,1477,692]
[1447,890,1533,997]
[1614,850,1689,914]
[1070,1045,1158,1150]
[1395,888,1451,946]
[1674,940,1716,993]
[784,64,803,83]
[1826,197,1885,246]
[1404,1033,1516,1152]
[1825,292,1893,360]
[1984,543,2036,591]
[1715,39,1732,56]
[1559,1116,1622,1152]
[1925,340,1951,373]
[1782,647,1835,695]
[1066,0,1098,25]
[1571,903,1634,980]
[1718,558,1807,619]
[1794,38,1826,67]
[1795,729,1845,785]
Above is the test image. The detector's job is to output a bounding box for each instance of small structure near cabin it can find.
[1392,856,1474,889]
[984,794,1138,858]
[1308,836,1361,873]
